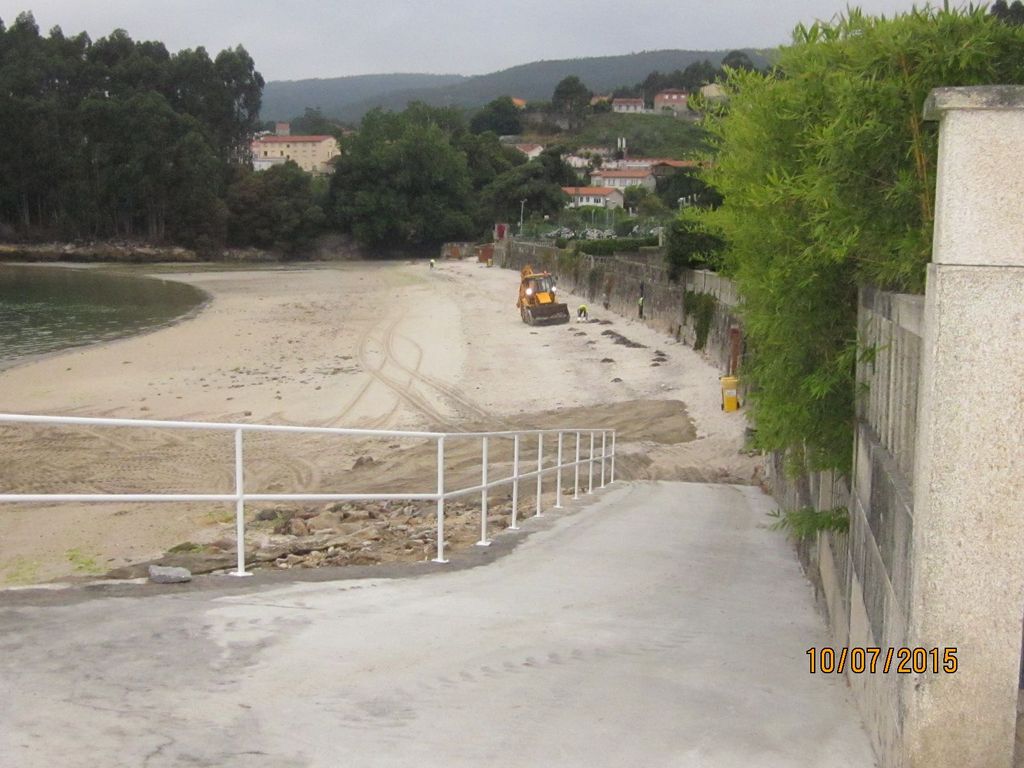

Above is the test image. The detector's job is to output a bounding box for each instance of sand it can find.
[0,259,758,585]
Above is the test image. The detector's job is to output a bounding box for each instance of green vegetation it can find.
[227,162,326,253]
[665,215,724,278]
[0,556,39,586]
[259,50,769,123]
[551,75,592,129]
[65,548,104,575]
[692,6,1024,472]
[470,96,522,135]
[683,290,717,350]
[576,237,658,256]
[0,13,263,249]
[767,507,850,540]
[328,103,568,248]
[611,54,758,104]
[561,113,708,158]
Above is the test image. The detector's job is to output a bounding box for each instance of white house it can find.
[562,186,625,210]
[513,143,544,160]
[612,98,646,114]
[589,168,657,192]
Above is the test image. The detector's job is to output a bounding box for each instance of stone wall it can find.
[764,286,924,768]
[495,239,742,373]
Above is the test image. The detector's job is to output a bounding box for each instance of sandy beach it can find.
[0,259,757,585]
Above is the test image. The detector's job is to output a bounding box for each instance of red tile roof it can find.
[592,169,655,178]
[562,186,620,196]
[253,135,335,144]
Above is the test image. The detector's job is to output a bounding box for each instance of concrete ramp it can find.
[0,482,876,767]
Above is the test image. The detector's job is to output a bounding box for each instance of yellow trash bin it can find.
[720,376,740,412]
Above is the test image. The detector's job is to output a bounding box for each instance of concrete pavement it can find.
[0,482,876,767]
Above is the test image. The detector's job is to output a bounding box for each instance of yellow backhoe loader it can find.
[517,265,570,325]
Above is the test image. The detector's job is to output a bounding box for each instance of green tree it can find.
[695,7,1024,471]
[720,50,757,72]
[479,148,573,223]
[469,96,522,135]
[328,108,475,247]
[991,0,1024,23]
[551,75,591,129]
[290,107,344,137]
[226,162,325,253]
[0,15,264,246]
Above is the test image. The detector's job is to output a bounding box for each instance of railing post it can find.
[510,433,520,530]
[535,432,543,517]
[610,430,616,483]
[588,432,595,494]
[477,436,490,546]
[555,432,564,508]
[230,428,251,577]
[573,431,581,500]
[433,436,448,563]
[600,431,607,488]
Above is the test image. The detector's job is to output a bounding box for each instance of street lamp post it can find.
[519,198,527,234]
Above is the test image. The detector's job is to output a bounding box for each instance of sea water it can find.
[0,265,206,369]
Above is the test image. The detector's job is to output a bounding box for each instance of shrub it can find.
[694,7,1024,472]
[683,290,717,350]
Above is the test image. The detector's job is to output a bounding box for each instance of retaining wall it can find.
[495,239,741,372]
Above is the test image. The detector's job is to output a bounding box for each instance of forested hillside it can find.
[261,73,466,123]
[262,48,769,121]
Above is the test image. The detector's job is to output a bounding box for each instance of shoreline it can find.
[0,260,757,586]
[0,262,214,376]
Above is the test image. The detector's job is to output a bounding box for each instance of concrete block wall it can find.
[758,285,925,768]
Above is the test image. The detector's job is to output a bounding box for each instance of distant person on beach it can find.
[429,259,435,269]
[638,295,644,320]
[577,304,588,321]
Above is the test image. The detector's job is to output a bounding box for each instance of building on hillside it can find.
[513,143,544,160]
[698,83,728,105]
[612,97,645,114]
[653,89,689,115]
[651,159,702,178]
[511,97,527,109]
[565,155,594,171]
[590,168,657,192]
[251,133,340,174]
[253,155,287,172]
[617,157,657,170]
[590,94,611,106]
[562,186,624,210]
[577,145,613,158]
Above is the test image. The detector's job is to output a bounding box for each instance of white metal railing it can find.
[0,414,616,576]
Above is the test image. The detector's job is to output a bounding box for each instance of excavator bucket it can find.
[525,301,571,325]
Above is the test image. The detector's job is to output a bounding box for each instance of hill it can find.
[541,113,710,159]
[261,49,769,122]
[260,73,466,123]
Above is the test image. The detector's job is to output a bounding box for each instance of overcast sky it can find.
[6,1,944,81]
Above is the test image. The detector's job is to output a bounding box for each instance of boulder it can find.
[148,565,192,584]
